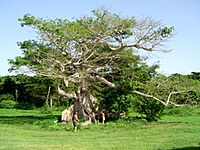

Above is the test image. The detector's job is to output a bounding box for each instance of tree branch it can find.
[57,85,77,99]
[166,90,193,106]
[89,75,116,88]
[130,90,166,105]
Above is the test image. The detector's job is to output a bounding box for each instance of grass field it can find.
[0,107,200,150]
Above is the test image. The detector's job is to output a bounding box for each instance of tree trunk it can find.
[58,83,97,122]
[50,98,53,108]
[46,86,51,107]
[73,86,95,121]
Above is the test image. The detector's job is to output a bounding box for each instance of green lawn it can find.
[0,108,200,150]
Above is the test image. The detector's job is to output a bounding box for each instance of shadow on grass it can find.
[0,115,60,125]
[171,147,200,150]
[159,146,200,150]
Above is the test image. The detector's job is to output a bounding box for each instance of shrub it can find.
[15,102,34,110]
[0,100,17,109]
[163,106,192,116]
[133,97,164,122]
[40,106,53,114]
[0,94,15,102]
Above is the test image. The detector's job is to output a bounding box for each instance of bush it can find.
[15,102,34,110]
[163,106,192,116]
[0,94,15,102]
[133,97,164,122]
[40,106,53,114]
[0,100,17,109]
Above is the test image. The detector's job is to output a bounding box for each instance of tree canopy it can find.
[8,8,182,121]
[9,8,173,80]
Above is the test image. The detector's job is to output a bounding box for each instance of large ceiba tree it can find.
[9,9,174,121]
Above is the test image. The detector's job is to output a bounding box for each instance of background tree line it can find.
[0,72,199,121]
[0,75,68,109]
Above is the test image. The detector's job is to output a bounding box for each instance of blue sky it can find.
[0,0,200,76]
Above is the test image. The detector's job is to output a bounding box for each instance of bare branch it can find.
[53,59,65,72]
[57,85,77,99]
[89,75,116,88]
[64,77,69,87]
[166,90,194,106]
[168,101,185,107]
[131,90,166,105]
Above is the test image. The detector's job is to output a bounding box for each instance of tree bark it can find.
[46,86,51,107]
[74,86,95,121]
[58,83,96,122]
[50,98,53,108]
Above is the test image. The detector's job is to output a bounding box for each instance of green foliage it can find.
[0,76,16,98]
[133,97,164,122]
[159,26,174,38]
[0,75,58,109]
[0,100,17,109]
[188,72,200,80]
[15,102,35,110]
[91,51,160,120]
[6,8,178,121]
[163,107,193,116]
[143,73,200,106]
[0,94,15,102]
[40,106,53,114]
[168,74,200,105]
[93,86,130,118]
